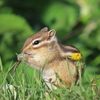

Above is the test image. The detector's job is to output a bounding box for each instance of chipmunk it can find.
[17,27,82,89]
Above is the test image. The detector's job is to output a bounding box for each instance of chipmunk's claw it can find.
[68,53,82,60]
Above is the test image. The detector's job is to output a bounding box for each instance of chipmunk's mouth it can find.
[18,53,34,61]
[24,53,34,58]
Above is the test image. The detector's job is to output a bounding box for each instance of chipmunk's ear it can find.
[40,27,48,32]
[48,29,56,39]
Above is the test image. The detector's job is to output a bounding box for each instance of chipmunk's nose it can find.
[17,54,24,61]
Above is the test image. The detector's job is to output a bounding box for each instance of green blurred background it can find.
[0,0,100,81]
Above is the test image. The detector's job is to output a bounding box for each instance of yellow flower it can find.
[68,53,82,60]
[90,78,94,82]
[90,78,96,87]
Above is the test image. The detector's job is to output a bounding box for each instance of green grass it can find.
[0,58,100,100]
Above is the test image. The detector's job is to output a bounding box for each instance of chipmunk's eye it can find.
[33,40,40,45]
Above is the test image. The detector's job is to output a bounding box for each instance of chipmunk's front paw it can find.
[68,53,82,60]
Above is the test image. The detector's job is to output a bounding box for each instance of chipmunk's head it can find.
[18,27,57,69]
